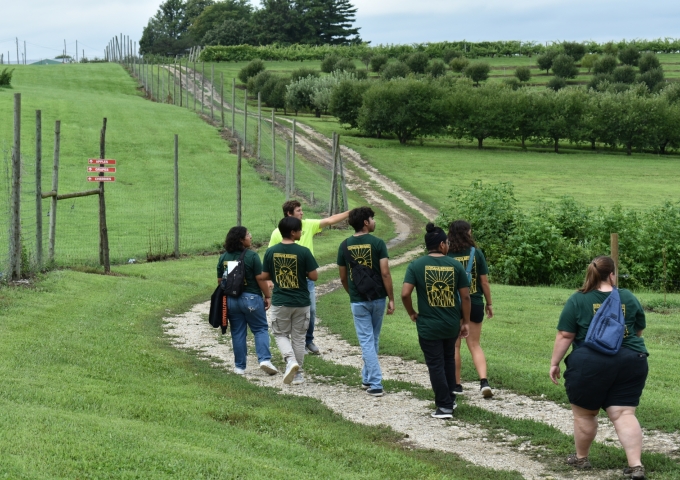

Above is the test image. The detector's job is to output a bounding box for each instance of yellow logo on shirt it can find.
[454,255,476,294]
[425,266,456,307]
[347,244,372,281]
[274,253,299,289]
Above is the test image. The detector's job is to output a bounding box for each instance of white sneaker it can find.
[291,372,305,385]
[259,361,279,375]
[234,367,246,375]
[283,361,299,384]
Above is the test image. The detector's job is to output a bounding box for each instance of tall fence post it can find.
[338,136,348,212]
[174,134,179,258]
[292,119,296,194]
[610,233,619,286]
[257,92,262,161]
[9,93,21,279]
[220,72,224,128]
[243,88,248,152]
[193,61,197,111]
[285,140,291,200]
[271,109,276,179]
[210,63,214,121]
[48,121,60,263]
[35,110,43,270]
[231,78,236,135]
[237,140,242,226]
[179,61,183,107]
[328,132,339,216]
[99,118,110,274]
[201,62,205,115]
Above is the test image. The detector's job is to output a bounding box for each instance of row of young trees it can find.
[140,0,360,56]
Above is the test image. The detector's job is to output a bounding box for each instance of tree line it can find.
[140,0,360,56]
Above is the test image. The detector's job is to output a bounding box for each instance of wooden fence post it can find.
[271,109,276,179]
[201,62,205,114]
[338,136,348,212]
[174,134,179,258]
[48,121,60,263]
[237,140,242,226]
[9,93,21,279]
[328,132,339,216]
[220,72,224,128]
[243,88,248,152]
[285,140,291,200]
[193,61,197,110]
[35,110,43,269]
[231,78,236,135]
[610,233,619,286]
[179,61,183,107]
[257,92,262,161]
[292,119,296,194]
[210,63,214,121]
[99,118,110,273]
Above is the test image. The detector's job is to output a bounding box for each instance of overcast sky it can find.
[1,0,679,62]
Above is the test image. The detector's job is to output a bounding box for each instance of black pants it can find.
[418,336,456,410]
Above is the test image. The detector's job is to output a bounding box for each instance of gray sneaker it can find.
[283,361,299,384]
[624,465,645,479]
[566,454,592,469]
[306,342,320,355]
[291,372,305,385]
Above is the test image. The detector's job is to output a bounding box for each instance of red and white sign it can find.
[88,159,117,165]
[87,176,116,182]
[88,167,116,173]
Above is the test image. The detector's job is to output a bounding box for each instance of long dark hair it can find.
[224,226,248,253]
[448,220,477,252]
[579,256,615,293]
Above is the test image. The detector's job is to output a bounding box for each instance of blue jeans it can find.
[227,293,272,369]
[305,279,316,345]
[350,298,386,389]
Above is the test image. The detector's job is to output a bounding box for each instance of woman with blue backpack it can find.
[447,220,494,398]
[550,256,648,480]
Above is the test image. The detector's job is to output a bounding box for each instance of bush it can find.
[593,55,618,74]
[426,60,447,78]
[514,66,531,82]
[321,54,340,73]
[638,52,661,74]
[380,61,410,80]
[612,65,637,84]
[237,59,265,84]
[442,49,463,63]
[637,68,665,92]
[551,54,578,79]
[463,62,490,85]
[503,78,521,90]
[618,46,641,66]
[587,73,613,91]
[290,68,319,82]
[546,76,567,91]
[0,67,14,86]
[449,57,469,73]
[562,41,586,62]
[536,49,559,74]
[581,54,599,73]
[370,54,389,73]
[329,79,371,129]
[247,70,274,96]
[263,76,290,112]
[333,57,356,73]
[404,52,430,74]
[356,69,368,80]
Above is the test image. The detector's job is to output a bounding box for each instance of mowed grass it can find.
[317,262,680,434]
[0,260,520,479]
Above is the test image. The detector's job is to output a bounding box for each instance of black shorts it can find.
[564,346,649,411]
[470,303,485,324]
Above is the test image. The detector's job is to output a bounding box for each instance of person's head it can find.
[425,223,448,254]
[224,226,251,252]
[278,216,302,240]
[579,256,616,293]
[448,219,476,252]
[348,206,376,233]
[282,200,303,219]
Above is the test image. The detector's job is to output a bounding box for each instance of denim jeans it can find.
[305,279,316,346]
[227,293,272,369]
[350,297,386,389]
[418,336,456,410]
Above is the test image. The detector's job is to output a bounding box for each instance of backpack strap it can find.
[466,247,476,276]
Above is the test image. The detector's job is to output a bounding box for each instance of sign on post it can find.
[88,158,117,164]
[87,158,117,182]
[88,167,116,173]
[87,176,115,182]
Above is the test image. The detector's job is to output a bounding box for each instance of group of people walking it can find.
[215,200,649,479]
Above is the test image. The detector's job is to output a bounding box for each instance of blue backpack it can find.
[583,286,625,355]
[465,247,476,284]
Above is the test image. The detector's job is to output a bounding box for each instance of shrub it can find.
[618,46,641,66]
[0,68,14,86]
[263,76,290,112]
[449,57,469,73]
[290,68,319,82]
[356,69,368,80]
[514,65,531,82]
[370,54,388,73]
[637,68,665,92]
[426,59,447,78]
[237,59,265,84]
[321,54,340,73]
[587,73,613,91]
[593,55,618,74]
[380,61,410,80]
[405,52,430,74]
[329,79,371,128]
[612,65,637,84]
[561,41,586,62]
[333,57,356,73]
[442,49,463,63]
[638,52,661,73]
[503,78,521,90]
[546,76,567,91]
[536,49,559,74]
[463,61,490,85]
[247,70,274,96]
[581,54,599,73]
[551,54,578,79]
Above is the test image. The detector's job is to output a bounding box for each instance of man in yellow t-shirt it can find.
[269,200,349,354]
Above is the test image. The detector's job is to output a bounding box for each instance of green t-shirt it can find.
[448,247,489,306]
[216,249,263,296]
[263,242,319,307]
[336,233,389,303]
[269,219,323,256]
[557,289,648,354]
[404,255,470,341]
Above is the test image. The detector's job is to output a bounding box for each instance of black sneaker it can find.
[623,465,645,479]
[480,379,493,398]
[366,388,384,397]
[566,453,592,469]
[431,408,453,419]
[452,384,463,395]
[361,383,370,390]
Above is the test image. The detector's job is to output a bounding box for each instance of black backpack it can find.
[220,249,248,297]
[341,239,384,301]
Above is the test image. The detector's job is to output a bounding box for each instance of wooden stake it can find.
[292,119,296,194]
[338,135,348,212]
[174,134,179,258]
[35,110,43,269]
[48,121,60,263]
[231,78,236,134]
[10,93,21,279]
[286,140,291,200]
[179,61,183,107]
[244,88,248,152]
[271,109,276,179]
[610,233,619,286]
[220,72,224,128]
[99,118,110,273]
[210,63,214,121]
[193,61,197,110]
[201,62,205,114]
[257,92,262,161]
[237,140,242,226]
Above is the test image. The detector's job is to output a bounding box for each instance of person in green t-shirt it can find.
[216,226,278,377]
[337,207,395,397]
[269,200,349,356]
[401,223,471,419]
[447,220,494,398]
[550,256,648,477]
[262,217,319,386]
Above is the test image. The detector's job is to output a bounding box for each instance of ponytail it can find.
[579,256,616,293]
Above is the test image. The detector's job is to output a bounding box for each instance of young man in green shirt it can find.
[402,223,471,419]
[269,200,349,355]
[337,207,395,397]
[262,216,319,385]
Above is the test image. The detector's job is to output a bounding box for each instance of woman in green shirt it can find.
[549,256,648,479]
